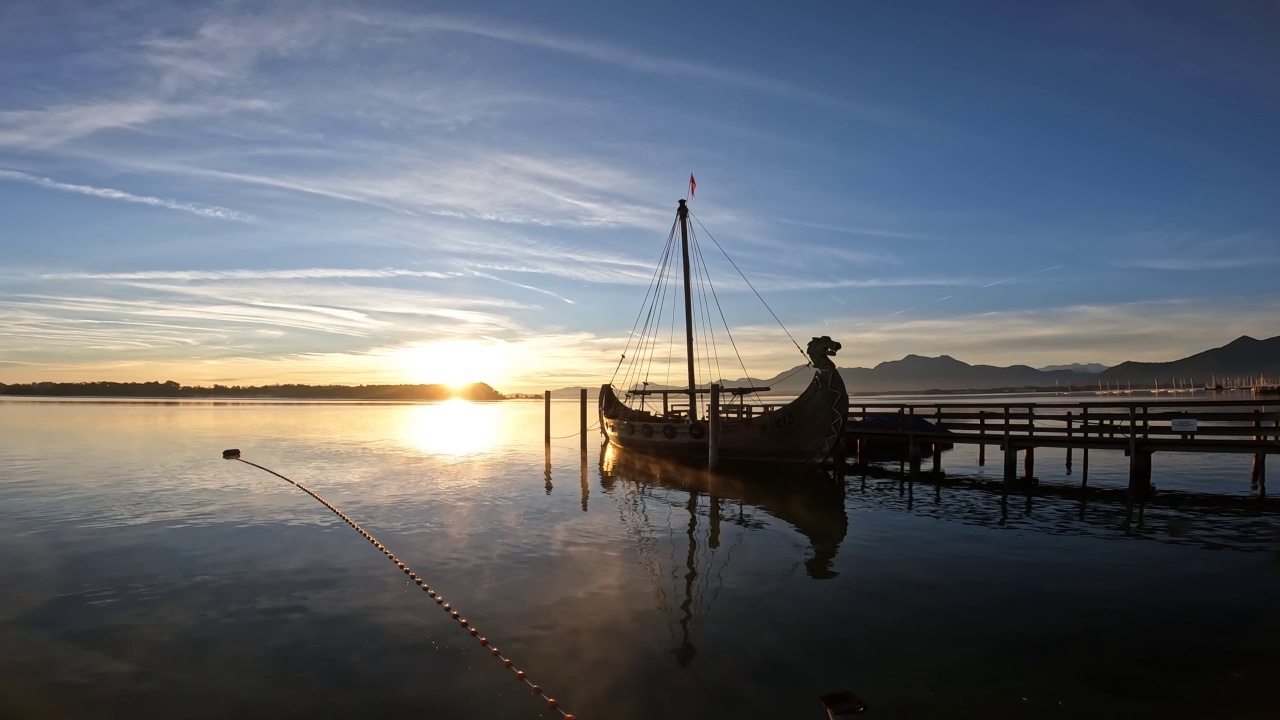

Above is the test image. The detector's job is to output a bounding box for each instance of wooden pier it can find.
[844,398,1280,507]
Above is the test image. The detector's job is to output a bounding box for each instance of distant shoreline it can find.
[0,380,506,402]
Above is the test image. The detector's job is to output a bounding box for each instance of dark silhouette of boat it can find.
[599,199,848,465]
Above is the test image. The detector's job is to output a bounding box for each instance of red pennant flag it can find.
[689,174,696,198]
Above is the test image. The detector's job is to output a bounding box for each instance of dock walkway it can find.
[845,398,1280,504]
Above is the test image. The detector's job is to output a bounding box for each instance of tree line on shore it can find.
[0,380,506,401]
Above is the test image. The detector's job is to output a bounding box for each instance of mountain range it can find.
[554,334,1280,396]
[1097,335,1280,386]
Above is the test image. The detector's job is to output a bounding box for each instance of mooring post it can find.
[579,388,588,454]
[1252,453,1266,497]
[908,434,921,479]
[933,406,943,475]
[1003,441,1017,497]
[1024,406,1035,482]
[544,390,552,445]
[709,383,721,471]
[978,411,986,466]
[1081,406,1090,489]
[1065,411,1073,472]
[1127,447,1153,514]
[580,452,589,512]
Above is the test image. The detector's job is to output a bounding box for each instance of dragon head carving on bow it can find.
[806,336,842,372]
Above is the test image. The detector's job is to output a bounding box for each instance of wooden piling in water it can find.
[1065,411,1073,471]
[1252,453,1267,497]
[1002,441,1016,497]
[1253,410,1266,496]
[933,406,943,474]
[579,388,588,454]
[544,390,551,446]
[1081,407,1090,489]
[708,383,721,471]
[908,435,921,478]
[1127,448,1153,514]
[1023,406,1034,482]
[978,412,986,466]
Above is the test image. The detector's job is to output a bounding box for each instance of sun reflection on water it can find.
[400,399,502,458]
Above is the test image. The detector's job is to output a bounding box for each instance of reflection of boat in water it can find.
[599,446,848,666]
[599,198,848,466]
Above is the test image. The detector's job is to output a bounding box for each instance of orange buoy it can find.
[531,684,542,694]
[516,671,526,680]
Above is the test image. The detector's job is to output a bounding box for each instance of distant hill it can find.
[550,334,1280,396]
[556,355,1099,396]
[1098,335,1280,386]
[0,380,505,401]
[1039,362,1109,374]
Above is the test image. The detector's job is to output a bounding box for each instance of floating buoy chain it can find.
[221,450,575,719]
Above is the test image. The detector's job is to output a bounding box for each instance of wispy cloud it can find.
[0,169,252,220]
[40,268,450,281]
[776,217,936,241]
[1117,229,1280,270]
[468,270,575,304]
[385,13,921,129]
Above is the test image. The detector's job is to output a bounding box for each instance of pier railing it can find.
[845,398,1280,502]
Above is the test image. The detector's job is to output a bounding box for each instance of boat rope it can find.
[611,220,679,386]
[620,223,679,396]
[689,210,810,366]
[688,224,765,407]
[547,420,600,440]
[222,450,577,719]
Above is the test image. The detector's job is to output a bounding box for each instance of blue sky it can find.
[1,0,1278,391]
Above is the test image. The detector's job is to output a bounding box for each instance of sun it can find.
[395,339,509,387]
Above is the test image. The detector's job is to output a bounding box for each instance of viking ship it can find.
[599,198,848,465]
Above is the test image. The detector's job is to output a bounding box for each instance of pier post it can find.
[580,452,589,512]
[544,390,551,446]
[933,406,943,475]
[978,412,986,466]
[1024,447,1034,481]
[1127,447,1153,516]
[1081,407,1090,489]
[709,383,721,470]
[1252,453,1266,497]
[579,388,588,454]
[908,434,921,478]
[1248,411,1263,495]
[1002,441,1017,497]
[1065,411,1073,472]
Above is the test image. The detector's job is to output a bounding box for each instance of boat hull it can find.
[598,370,848,464]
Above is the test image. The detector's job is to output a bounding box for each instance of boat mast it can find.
[677,199,697,421]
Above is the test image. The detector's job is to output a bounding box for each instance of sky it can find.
[1,0,1278,392]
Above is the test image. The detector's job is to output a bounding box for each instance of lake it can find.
[2,397,1278,719]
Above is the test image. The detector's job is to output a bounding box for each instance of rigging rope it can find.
[611,221,679,386]
[222,451,577,719]
[689,210,810,366]
[689,225,767,407]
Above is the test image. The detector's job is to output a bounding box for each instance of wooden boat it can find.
[599,199,848,465]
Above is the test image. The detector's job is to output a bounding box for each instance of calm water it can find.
[2,397,1279,719]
